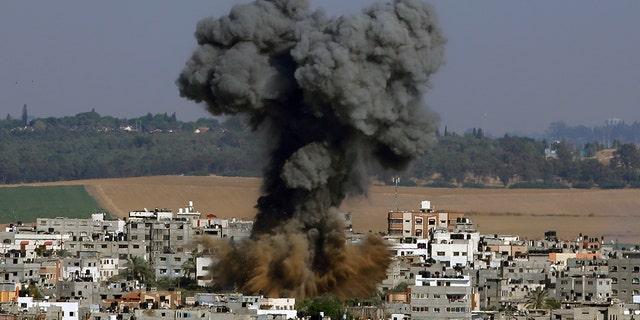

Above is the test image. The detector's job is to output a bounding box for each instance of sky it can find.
[1,1,638,137]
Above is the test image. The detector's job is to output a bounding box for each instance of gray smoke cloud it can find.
[177,0,445,298]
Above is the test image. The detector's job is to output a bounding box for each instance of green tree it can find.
[524,287,548,310]
[22,104,28,126]
[296,295,345,320]
[612,143,640,170]
[182,258,196,280]
[126,256,156,285]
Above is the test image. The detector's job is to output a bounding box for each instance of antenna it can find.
[393,176,400,211]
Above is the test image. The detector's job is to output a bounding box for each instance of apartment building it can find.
[409,273,473,319]
[609,251,640,303]
[430,228,479,268]
[0,250,40,283]
[388,200,464,238]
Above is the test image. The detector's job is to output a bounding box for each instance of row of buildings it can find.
[0,200,639,320]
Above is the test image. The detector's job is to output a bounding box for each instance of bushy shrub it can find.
[424,181,457,188]
[598,180,627,189]
[571,181,593,189]
[509,181,570,189]
[462,182,486,189]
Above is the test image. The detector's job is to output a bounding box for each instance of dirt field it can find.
[15,176,640,244]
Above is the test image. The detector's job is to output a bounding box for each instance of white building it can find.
[196,256,213,287]
[98,256,120,282]
[429,228,479,268]
[388,237,429,259]
[17,297,79,320]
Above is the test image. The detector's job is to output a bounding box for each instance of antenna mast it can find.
[393,176,400,211]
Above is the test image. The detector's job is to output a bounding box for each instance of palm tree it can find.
[182,258,196,280]
[524,287,548,310]
[126,256,155,285]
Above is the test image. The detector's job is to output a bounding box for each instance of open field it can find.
[5,175,640,243]
[0,185,102,222]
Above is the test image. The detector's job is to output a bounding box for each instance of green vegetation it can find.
[296,295,345,320]
[0,185,102,223]
[2,110,640,190]
[508,181,570,189]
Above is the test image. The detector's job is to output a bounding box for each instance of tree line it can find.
[1,110,639,188]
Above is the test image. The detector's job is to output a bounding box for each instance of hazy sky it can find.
[2,1,638,136]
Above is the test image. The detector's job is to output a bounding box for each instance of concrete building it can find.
[155,252,192,279]
[16,296,79,320]
[429,228,479,268]
[609,251,640,303]
[387,201,464,238]
[409,273,473,319]
[0,250,40,283]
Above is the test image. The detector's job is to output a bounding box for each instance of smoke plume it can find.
[177,0,445,298]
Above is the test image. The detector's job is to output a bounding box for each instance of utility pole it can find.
[393,176,400,211]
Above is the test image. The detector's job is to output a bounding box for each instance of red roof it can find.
[20,241,29,245]
[44,241,53,245]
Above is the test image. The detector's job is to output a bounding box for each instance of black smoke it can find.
[177,0,445,298]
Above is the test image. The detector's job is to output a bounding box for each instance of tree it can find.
[524,287,548,310]
[126,256,156,285]
[182,258,196,280]
[296,295,345,320]
[612,143,640,170]
[22,104,28,126]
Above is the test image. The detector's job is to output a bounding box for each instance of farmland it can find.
[0,185,102,223]
[3,175,640,243]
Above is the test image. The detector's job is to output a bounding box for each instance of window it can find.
[632,278,640,284]
[437,252,445,256]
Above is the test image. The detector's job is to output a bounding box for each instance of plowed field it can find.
[14,176,640,243]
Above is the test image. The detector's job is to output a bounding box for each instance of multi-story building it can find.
[38,259,63,286]
[409,273,473,319]
[98,256,120,282]
[0,250,40,283]
[63,240,147,262]
[429,228,479,268]
[609,251,640,303]
[476,258,551,309]
[556,274,613,302]
[388,201,464,238]
[62,254,99,282]
[36,213,125,239]
[155,252,192,279]
[126,219,195,263]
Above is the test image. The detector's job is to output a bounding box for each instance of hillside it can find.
[12,175,640,244]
